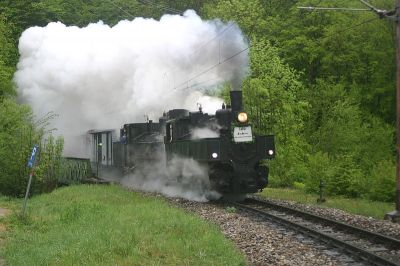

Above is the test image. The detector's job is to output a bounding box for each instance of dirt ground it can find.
[0,208,8,218]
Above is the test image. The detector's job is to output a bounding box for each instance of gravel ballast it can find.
[167,198,345,265]
[262,197,400,240]
[146,191,400,265]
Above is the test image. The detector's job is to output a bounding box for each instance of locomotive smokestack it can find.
[230,90,242,112]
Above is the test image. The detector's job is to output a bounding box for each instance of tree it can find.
[243,38,309,186]
[0,15,17,98]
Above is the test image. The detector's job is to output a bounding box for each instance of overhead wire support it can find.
[360,0,396,18]
[359,0,395,17]
[299,0,400,223]
[299,1,395,18]
[298,7,370,12]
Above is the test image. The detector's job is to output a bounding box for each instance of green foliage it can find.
[0,99,34,197]
[293,181,305,190]
[303,152,335,194]
[0,15,17,99]
[366,160,396,202]
[0,59,14,99]
[301,79,395,200]
[242,38,309,187]
[203,0,396,202]
[0,0,396,203]
[275,0,395,122]
[32,136,64,194]
[203,0,268,37]
[0,99,64,197]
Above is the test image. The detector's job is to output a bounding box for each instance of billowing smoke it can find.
[15,10,249,155]
[119,155,220,202]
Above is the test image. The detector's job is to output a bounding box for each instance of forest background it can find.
[0,0,396,202]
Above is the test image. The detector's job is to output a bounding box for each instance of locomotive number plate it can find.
[233,126,253,143]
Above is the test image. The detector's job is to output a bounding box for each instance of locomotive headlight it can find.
[268,150,274,156]
[212,152,218,159]
[237,112,248,123]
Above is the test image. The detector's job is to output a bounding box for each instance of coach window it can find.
[166,123,172,142]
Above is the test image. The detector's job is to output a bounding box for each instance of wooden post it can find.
[385,0,400,223]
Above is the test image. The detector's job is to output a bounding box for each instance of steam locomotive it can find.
[110,90,275,197]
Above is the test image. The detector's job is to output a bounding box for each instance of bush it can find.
[304,152,336,194]
[365,160,396,202]
[303,151,396,202]
[32,136,64,194]
[0,99,33,196]
[293,181,305,190]
[0,99,63,197]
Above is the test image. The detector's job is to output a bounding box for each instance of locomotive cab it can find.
[164,90,275,198]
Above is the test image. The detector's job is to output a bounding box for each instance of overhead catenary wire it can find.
[172,46,250,91]
[190,22,236,56]
[134,1,241,88]
[108,0,235,61]
[173,15,380,92]
[105,0,381,94]
[138,0,183,15]
[137,0,239,59]
[106,0,136,19]
[166,21,238,79]
[317,16,379,40]
[98,1,383,116]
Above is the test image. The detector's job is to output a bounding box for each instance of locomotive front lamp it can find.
[237,112,248,123]
[268,150,274,156]
[212,152,218,159]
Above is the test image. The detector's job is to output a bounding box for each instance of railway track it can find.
[230,197,400,266]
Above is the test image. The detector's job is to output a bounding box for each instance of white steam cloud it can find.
[119,155,220,202]
[15,10,249,156]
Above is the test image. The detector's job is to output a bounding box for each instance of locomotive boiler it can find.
[110,90,275,197]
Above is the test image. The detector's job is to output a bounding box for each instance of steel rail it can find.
[246,197,400,249]
[231,200,400,266]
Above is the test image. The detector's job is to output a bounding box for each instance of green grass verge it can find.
[258,188,395,220]
[1,185,246,266]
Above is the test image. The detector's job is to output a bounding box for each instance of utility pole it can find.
[299,1,400,222]
[385,0,400,222]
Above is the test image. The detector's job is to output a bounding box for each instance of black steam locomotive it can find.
[112,90,275,196]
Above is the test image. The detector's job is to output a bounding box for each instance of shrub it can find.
[304,152,336,194]
[293,181,305,190]
[0,99,63,197]
[365,160,396,202]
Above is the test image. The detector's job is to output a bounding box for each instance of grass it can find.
[0,185,246,266]
[258,188,396,220]
[0,195,19,210]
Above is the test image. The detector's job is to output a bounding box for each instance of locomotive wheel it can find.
[209,163,233,192]
[221,193,246,202]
